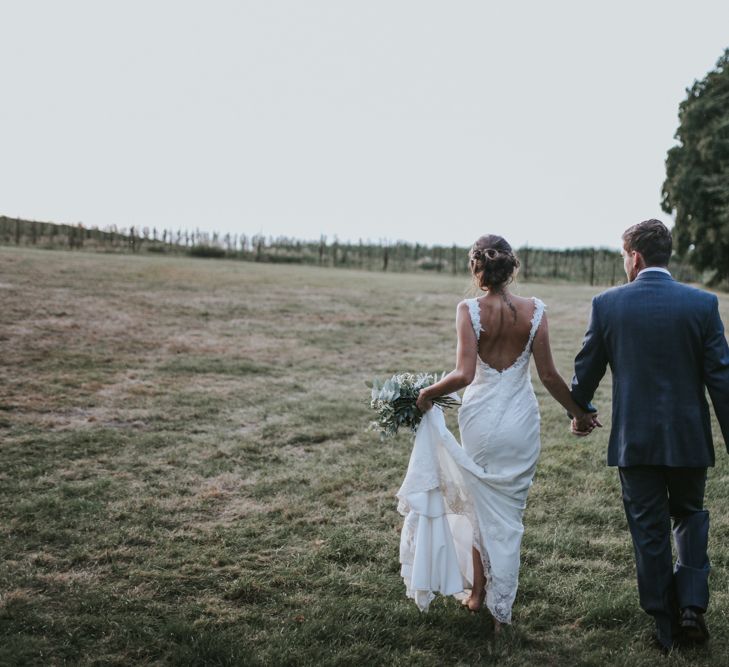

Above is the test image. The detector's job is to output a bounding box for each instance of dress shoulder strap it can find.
[465,298,484,341]
[528,297,546,346]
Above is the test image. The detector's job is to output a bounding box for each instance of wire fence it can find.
[0,215,699,286]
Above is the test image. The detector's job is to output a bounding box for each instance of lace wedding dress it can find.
[397,297,545,623]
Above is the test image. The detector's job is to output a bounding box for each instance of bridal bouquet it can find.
[366,371,461,439]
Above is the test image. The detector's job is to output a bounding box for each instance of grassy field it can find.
[1,246,728,666]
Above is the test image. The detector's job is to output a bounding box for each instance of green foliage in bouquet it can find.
[366,371,461,440]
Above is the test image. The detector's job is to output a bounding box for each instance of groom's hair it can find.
[622,219,672,266]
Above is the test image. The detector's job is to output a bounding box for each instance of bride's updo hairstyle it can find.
[469,234,520,292]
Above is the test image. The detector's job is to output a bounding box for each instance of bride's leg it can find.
[466,546,486,611]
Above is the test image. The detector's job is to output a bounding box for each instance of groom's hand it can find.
[571,413,602,437]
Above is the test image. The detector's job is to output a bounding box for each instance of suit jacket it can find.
[571,270,729,467]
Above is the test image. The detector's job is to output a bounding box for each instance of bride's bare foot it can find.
[465,589,485,612]
[493,618,503,636]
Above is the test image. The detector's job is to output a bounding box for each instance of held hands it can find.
[571,412,602,437]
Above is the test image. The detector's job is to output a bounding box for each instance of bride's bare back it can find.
[473,292,538,372]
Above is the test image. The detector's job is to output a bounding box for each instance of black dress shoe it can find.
[679,607,710,644]
[651,634,673,655]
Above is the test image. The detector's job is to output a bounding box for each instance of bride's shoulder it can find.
[516,295,547,320]
[525,295,547,309]
[456,299,481,328]
[510,294,545,309]
[456,298,475,315]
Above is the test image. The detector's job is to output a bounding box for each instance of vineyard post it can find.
[14,219,20,245]
[570,250,576,281]
[590,248,596,286]
[452,244,457,274]
[383,242,389,271]
[523,246,529,280]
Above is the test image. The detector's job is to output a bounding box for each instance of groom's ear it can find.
[633,250,646,271]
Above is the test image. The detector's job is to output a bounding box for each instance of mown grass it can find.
[1,246,728,666]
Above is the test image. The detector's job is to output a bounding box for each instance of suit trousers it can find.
[618,466,710,641]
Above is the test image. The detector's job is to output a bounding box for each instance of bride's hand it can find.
[416,390,434,413]
[571,412,602,436]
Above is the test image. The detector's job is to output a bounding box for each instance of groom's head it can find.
[621,219,672,281]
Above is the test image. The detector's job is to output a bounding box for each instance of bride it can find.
[408,234,599,631]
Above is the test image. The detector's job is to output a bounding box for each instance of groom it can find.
[569,219,729,651]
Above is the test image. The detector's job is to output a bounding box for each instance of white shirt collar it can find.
[638,266,671,277]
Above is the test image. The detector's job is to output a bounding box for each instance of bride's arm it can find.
[531,311,599,430]
[415,301,477,411]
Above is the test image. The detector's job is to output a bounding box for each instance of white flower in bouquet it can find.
[366,371,461,440]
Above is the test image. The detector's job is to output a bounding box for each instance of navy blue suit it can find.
[571,269,729,645]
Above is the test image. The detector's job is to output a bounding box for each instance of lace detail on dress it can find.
[465,298,484,341]
[470,542,514,623]
[487,582,517,624]
[438,467,473,517]
[527,298,546,347]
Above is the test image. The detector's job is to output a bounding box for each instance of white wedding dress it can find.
[397,297,545,623]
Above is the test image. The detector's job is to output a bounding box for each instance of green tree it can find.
[661,48,729,284]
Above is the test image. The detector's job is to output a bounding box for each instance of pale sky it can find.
[1,1,728,249]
